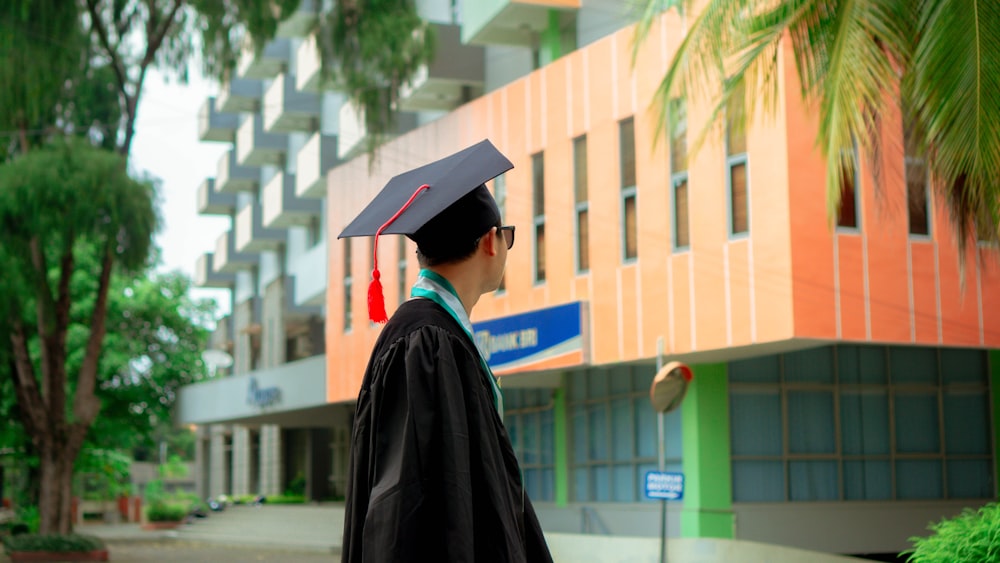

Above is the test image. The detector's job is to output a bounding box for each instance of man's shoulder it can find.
[377,299,464,346]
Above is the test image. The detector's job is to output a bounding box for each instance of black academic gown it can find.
[341,298,553,563]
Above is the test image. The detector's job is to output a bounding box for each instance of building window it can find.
[343,239,352,332]
[502,388,556,502]
[729,345,992,502]
[397,236,408,306]
[727,84,749,236]
[494,174,508,291]
[569,364,681,502]
[670,98,689,249]
[904,124,930,236]
[533,152,546,283]
[574,135,590,272]
[976,218,996,245]
[620,118,638,261]
[837,148,859,229]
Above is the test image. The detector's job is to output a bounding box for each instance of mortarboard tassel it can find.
[368,184,430,323]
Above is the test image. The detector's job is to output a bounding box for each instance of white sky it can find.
[130,69,233,317]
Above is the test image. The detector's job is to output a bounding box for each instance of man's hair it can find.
[416,222,500,268]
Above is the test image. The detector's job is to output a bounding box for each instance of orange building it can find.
[325,10,999,558]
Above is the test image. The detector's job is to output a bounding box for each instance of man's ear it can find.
[482,226,499,257]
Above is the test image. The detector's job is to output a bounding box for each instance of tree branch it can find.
[119,0,183,157]
[10,322,49,444]
[54,242,74,345]
[73,244,114,427]
[28,237,56,393]
[85,0,129,110]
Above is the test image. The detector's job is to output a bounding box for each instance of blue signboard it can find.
[472,302,584,373]
[645,471,684,500]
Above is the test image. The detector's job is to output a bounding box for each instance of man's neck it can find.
[427,265,480,317]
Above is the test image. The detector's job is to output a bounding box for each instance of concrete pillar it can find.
[209,426,230,499]
[680,363,735,539]
[231,426,251,496]
[193,426,209,501]
[260,424,284,496]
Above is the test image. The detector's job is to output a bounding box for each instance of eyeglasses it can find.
[498,225,515,250]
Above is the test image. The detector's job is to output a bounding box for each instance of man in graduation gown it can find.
[338,140,553,563]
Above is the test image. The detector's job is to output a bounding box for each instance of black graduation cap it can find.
[338,139,514,323]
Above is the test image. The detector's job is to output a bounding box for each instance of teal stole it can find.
[410,269,504,420]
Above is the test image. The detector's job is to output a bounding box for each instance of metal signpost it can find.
[647,338,693,563]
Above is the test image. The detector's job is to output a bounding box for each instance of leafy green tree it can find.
[87,271,214,457]
[81,0,301,158]
[320,0,436,163]
[0,1,86,154]
[0,139,157,534]
[634,0,1000,253]
[81,0,434,162]
[2,269,213,507]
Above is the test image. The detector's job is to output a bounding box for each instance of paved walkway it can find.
[0,504,344,561]
[1,541,337,562]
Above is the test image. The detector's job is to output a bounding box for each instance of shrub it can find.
[263,494,306,505]
[906,502,1000,563]
[285,472,306,497]
[232,494,257,505]
[146,502,188,522]
[143,479,166,506]
[15,506,39,535]
[2,533,105,553]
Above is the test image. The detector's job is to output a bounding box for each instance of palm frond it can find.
[905,0,1000,251]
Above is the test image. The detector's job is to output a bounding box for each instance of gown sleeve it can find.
[353,326,482,562]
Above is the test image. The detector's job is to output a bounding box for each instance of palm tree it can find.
[634,0,1000,256]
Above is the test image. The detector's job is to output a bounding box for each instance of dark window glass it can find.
[730,162,748,234]
[674,177,689,248]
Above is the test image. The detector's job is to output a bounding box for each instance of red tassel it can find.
[368,269,388,324]
[367,183,430,324]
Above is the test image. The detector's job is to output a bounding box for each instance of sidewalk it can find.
[1,541,338,562]
[74,503,343,554]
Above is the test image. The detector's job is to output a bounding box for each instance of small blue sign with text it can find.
[645,471,684,500]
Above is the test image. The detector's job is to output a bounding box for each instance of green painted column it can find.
[553,383,569,506]
[539,10,562,67]
[680,362,734,539]
[990,350,1000,495]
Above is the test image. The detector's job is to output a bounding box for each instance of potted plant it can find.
[2,533,108,562]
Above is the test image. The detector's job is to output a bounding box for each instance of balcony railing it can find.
[284,275,324,319]
[295,132,339,198]
[288,239,328,308]
[195,253,236,288]
[213,229,257,274]
[216,77,262,113]
[295,34,327,92]
[337,99,418,160]
[263,72,321,133]
[462,0,580,46]
[237,37,291,80]
[398,24,484,112]
[197,97,240,142]
[262,171,317,229]
[197,178,237,216]
[235,200,285,253]
[276,0,319,38]
[236,114,288,167]
[216,149,259,194]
